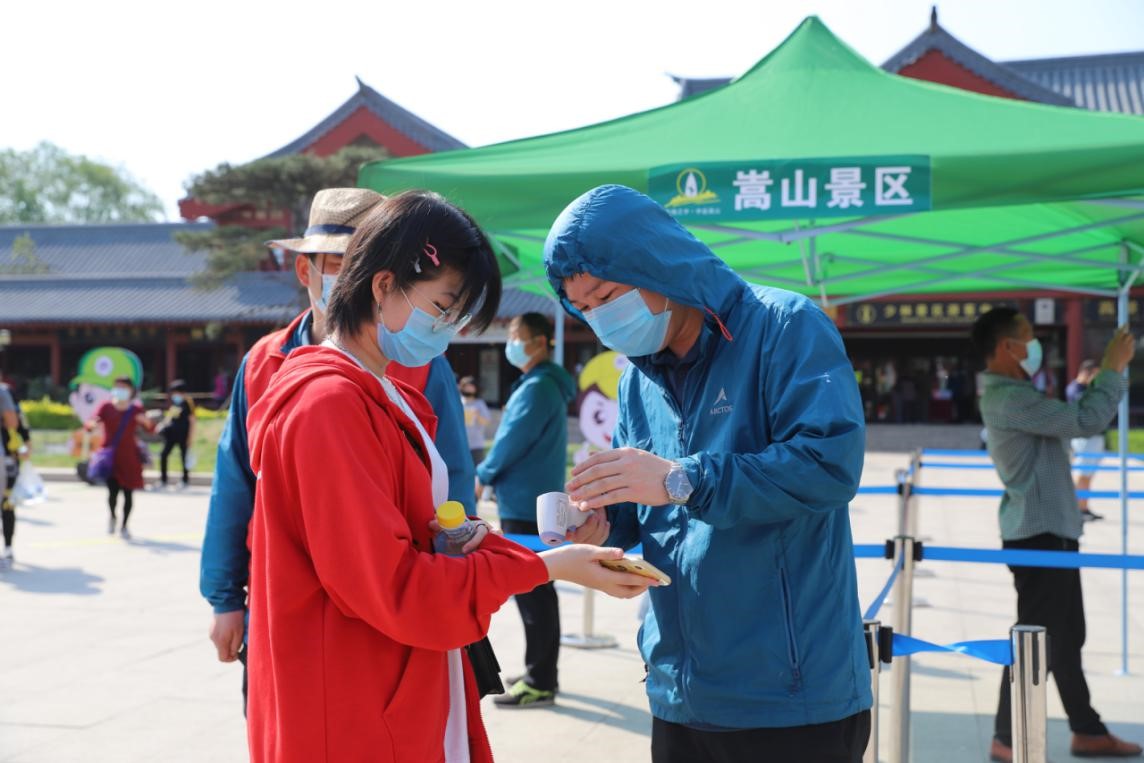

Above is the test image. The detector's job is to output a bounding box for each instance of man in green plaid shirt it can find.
[973,307,1140,762]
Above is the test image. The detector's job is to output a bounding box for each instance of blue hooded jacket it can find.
[476,361,575,523]
[545,186,870,729]
[199,312,475,615]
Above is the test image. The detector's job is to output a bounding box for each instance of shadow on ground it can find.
[0,563,104,595]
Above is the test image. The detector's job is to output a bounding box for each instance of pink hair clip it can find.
[423,242,440,267]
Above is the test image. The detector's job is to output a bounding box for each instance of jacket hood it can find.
[533,360,576,404]
[544,185,749,326]
[247,346,434,475]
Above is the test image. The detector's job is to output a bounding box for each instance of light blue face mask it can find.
[505,339,532,369]
[584,288,671,358]
[311,260,338,313]
[377,290,460,367]
[1019,338,1043,377]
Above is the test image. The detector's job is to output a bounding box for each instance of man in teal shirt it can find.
[477,312,575,708]
[972,307,1140,761]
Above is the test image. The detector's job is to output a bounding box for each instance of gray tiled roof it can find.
[1004,52,1144,115]
[496,287,558,319]
[0,221,211,276]
[669,74,731,100]
[0,272,304,325]
[881,20,1073,106]
[264,78,467,158]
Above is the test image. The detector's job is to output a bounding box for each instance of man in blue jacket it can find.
[199,189,475,712]
[476,312,575,708]
[548,186,871,761]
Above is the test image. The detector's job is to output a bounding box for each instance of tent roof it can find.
[360,16,1144,302]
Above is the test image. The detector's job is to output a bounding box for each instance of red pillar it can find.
[49,334,62,387]
[1065,297,1084,380]
[165,330,178,389]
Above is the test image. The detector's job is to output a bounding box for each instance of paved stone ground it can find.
[2,452,1142,762]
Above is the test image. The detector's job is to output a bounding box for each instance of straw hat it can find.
[266,188,386,255]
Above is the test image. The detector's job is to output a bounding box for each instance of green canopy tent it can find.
[361,16,1144,672]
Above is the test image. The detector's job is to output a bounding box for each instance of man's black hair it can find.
[970,307,1022,359]
[513,312,554,344]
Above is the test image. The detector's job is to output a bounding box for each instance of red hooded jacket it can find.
[245,346,548,762]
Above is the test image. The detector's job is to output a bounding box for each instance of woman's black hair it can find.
[114,376,137,395]
[326,190,501,336]
[970,307,1022,359]
[513,312,554,344]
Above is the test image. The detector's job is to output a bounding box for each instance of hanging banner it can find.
[649,156,931,222]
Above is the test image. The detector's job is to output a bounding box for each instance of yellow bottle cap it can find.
[436,501,467,530]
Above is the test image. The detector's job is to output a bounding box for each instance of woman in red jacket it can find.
[87,376,155,539]
[245,191,655,763]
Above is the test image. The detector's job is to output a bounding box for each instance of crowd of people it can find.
[10,181,1137,761]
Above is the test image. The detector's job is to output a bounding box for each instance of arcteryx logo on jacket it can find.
[709,387,733,416]
[544,184,871,730]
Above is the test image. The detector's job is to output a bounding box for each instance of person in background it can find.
[244,189,653,762]
[971,308,1141,762]
[212,368,231,411]
[1066,360,1105,522]
[199,188,475,714]
[476,312,576,709]
[87,377,155,540]
[547,185,872,762]
[460,376,491,466]
[1,375,30,570]
[158,379,195,490]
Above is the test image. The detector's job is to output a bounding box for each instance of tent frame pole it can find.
[1116,243,1139,677]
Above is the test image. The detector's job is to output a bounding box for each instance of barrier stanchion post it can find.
[888,535,918,763]
[560,589,618,649]
[864,619,881,763]
[1010,625,1048,763]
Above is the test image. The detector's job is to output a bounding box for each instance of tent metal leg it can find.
[1116,248,1134,676]
[554,299,565,366]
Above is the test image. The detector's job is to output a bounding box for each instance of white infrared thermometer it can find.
[536,492,590,546]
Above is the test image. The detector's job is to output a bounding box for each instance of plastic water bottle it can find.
[433,501,480,557]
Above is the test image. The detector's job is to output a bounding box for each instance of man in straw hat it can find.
[199,188,476,713]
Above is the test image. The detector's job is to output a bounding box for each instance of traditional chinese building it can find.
[673,9,1144,422]
[0,79,562,405]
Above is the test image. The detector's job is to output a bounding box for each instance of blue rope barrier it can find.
[853,544,886,559]
[924,545,1144,570]
[855,485,900,495]
[863,555,903,620]
[892,633,1012,666]
[911,486,1144,500]
[923,461,1144,473]
[922,447,1144,461]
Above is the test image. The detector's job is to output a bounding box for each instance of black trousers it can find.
[3,468,16,546]
[107,477,134,526]
[160,436,189,485]
[994,533,1107,745]
[500,518,560,691]
[652,711,870,763]
[238,643,249,718]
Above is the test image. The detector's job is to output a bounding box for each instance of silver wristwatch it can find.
[664,461,694,505]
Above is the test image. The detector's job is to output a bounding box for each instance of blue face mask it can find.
[111,387,131,403]
[311,261,338,313]
[377,290,460,367]
[505,339,532,369]
[171,394,184,405]
[584,289,671,358]
[1019,338,1043,377]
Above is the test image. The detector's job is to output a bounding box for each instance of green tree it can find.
[179,146,388,288]
[0,142,164,224]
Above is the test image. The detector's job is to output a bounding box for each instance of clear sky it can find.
[3,0,1141,219]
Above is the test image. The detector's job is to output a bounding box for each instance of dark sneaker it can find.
[493,680,555,709]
